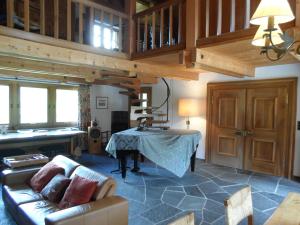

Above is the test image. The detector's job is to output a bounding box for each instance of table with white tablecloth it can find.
[106,128,201,178]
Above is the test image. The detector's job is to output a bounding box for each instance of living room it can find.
[0,0,300,225]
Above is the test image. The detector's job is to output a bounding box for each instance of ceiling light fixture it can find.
[250,0,300,61]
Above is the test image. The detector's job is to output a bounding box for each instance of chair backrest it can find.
[224,186,253,225]
[168,212,195,225]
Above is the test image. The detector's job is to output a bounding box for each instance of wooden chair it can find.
[224,186,254,225]
[168,212,195,225]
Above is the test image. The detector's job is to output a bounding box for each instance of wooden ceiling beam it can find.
[195,49,255,77]
[0,35,199,80]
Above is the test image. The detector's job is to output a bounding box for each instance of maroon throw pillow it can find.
[30,162,64,192]
[59,175,98,209]
[41,174,71,203]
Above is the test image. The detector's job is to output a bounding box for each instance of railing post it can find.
[54,0,59,38]
[24,0,30,32]
[119,17,123,52]
[90,7,94,46]
[144,15,148,51]
[40,0,45,35]
[110,13,113,49]
[79,2,83,44]
[160,8,164,47]
[67,0,72,41]
[100,10,104,48]
[137,17,141,52]
[152,11,156,49]
[178,3,182,44]
[169,5,173,46]
[6,0,14,28]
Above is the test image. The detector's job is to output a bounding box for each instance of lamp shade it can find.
[250,0,295,25]
[252,23,284,46]
[178,98,200,117]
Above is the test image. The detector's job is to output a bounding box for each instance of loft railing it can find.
[132,0,186,58]
[197,0,296,47]
[2,0,129,53]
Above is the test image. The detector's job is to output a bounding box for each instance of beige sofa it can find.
[2,155,128,225]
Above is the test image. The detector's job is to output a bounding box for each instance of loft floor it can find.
[1,154,300,225]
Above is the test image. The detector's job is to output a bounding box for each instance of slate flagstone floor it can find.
[1,153,300,225]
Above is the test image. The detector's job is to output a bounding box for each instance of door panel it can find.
[211,89,246,169]
[244,87,288,176]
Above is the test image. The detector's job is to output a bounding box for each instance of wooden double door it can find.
[207,78,297,177]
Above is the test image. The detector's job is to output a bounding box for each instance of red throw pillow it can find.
[30,162,64,192]
[58,175,98,209]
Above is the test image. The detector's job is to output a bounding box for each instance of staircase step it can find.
[151,120,169,124]
[130,99,147,104]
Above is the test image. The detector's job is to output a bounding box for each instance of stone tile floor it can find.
[1,153,300,225]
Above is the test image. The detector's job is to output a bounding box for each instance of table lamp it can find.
[178,98,200,129]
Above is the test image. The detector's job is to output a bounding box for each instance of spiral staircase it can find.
[120,78,170,130]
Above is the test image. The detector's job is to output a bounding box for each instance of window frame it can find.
[0,81,12,126]
[0,81,79,130]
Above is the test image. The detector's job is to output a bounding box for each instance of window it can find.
[0,85,9,124]
[93,22,119,50]
[20,87,48,124]
[56,89,78,123]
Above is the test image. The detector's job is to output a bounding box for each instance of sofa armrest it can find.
[45,196,128,225]
[1,167,41,186]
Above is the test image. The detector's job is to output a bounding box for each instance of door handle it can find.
[245,130,254,136]
[235,130,253,137]
[235,130,244,136]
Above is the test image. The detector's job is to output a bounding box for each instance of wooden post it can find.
[6,0,14,28]
[126,0,136,56]
[186,0,199,49]
[40,0,45,35]
[169,5,173,46]
[144,15,148,51]
[54,0,59,38]
[24,0,30,32]
[160,8,164,47]
[178,3,182,44]
[152,11,156,49]
[90,7,94,46]
[67,0,72,41]
[119,17,123,52]
[137,17,141,52]
[79,2,83,44]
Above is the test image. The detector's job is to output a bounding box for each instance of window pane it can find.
[93,24,101,47]
[0,85,9,124]
[20,87,48,124]
[56,89,78,123]
[103,27,111,49]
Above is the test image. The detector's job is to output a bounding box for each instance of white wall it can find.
[151,63,300,176]
[90,85,128,131]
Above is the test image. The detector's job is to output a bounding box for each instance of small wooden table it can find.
[264,192,300,225]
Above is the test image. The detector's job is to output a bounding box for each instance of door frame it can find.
[206,77,297,179]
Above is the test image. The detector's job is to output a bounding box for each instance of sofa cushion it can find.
[41,174,71,203]
[51,155,80,177]
[19,200,59,225]
[58,175,97,209]
[30,162,64,192]
[3,184,43,206]
[70,166,116,200]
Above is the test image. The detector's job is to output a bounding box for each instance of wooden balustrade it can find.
[197,0,296,47]
[133,0,186,57]
[3,0,129,53]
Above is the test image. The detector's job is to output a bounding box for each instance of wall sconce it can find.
[178,98,200,129]
[250,0,300,61]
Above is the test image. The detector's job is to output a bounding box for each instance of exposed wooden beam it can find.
[0,55,101,80]
[0,35,199,80]
[195,49,255,77]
